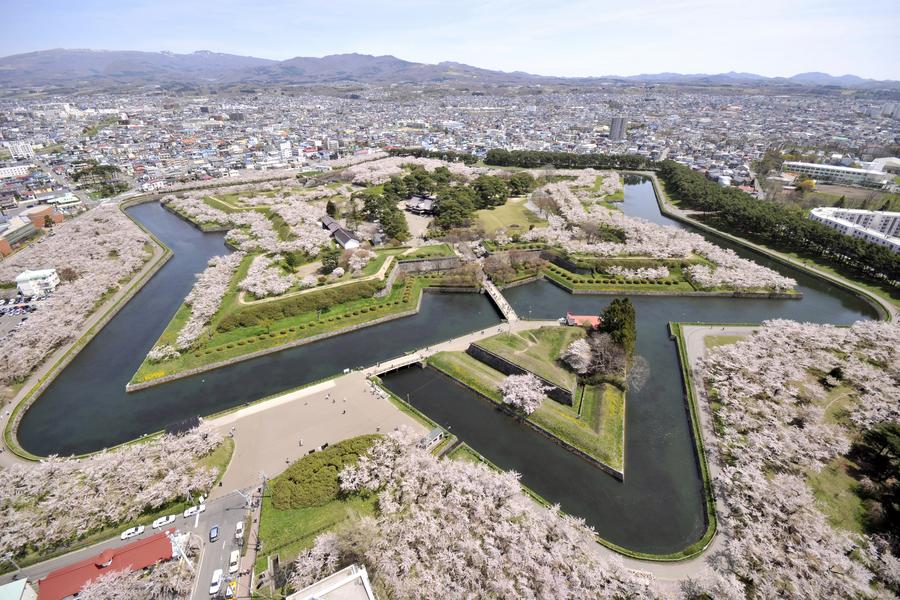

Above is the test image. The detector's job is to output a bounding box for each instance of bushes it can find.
[270,435,381,510]
[217,280,384,332]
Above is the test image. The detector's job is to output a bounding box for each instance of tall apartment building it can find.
[609,117,627,141]
[809,207,900,253]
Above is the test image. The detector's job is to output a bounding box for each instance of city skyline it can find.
[3,0,900,80]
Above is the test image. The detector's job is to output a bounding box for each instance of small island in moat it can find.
[428,298,636,477]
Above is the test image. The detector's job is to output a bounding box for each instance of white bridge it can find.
[482,279,519,322]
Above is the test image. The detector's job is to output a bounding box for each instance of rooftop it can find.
[287,564,376,600]
[38,529,175,600]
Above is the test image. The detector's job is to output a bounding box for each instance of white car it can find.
[209,569,223,595]
[151,515,176,529]
[234,520,244,542]
[228,549,240,574]
[119,525,144,540]
[183,504,206,518]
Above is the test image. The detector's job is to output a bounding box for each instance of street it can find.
[191,492,250,600]
[0,492,250,600]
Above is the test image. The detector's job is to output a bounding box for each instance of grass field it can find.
[131,275,430,384]
[703,334,746,349]
[254,493,376,573]
[400,243,455,259]
[475,196,547,234]
[475,326,584,389]
[808,457,866,534]
[427,349,626,472]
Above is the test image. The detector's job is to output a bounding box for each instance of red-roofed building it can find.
[565,312,602,329]
[38,529,175,600]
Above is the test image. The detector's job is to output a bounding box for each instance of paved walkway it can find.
[208,371,422,500]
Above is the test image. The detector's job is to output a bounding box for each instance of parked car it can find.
[225,580,237,598]
[120,525,144,540]
[183,504,206,518]
[209,569,223,595]
[228,549,240,574]
[151,515,176,529]
[209,525,219,542]
[234,520,244,542]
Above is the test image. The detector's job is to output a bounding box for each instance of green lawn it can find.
[133,276,433,384]
[808,457,866,534]
[703,334,746,349]
[475,326,584,389]
[447,444,485,464]
[400,243,455,259]
[254,493,376,574]
[475,196,547,234]
[580,384,625,470]
[427,350,625,472]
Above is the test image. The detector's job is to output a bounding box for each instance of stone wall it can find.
[376,255,464,298]
[465,343,573,406]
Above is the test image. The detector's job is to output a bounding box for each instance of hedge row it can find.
[270,435,381,510]
[545,265,679,286]
[217,280,385,331]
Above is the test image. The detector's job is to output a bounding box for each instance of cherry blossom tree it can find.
[176,252,245,349]
[561,338,593,374]
[0,205,151,383]
[77,546,195,599]
[521,181,796,291]
[0,426,222,557]
[499,373,549,415]
[288,432,660,599]
[698,319,900,597]
[239,254,294,298]
[607,266,669,280]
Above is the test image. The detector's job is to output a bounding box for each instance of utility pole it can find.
[167,531,196,574]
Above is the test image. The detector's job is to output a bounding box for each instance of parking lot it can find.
[0,295,42,338]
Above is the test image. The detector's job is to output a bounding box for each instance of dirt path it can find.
[237,255,396,305]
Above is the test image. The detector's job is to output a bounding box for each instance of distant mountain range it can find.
[0,49,896,89]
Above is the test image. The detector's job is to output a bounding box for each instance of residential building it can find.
[6,140,35,160]
[286,564,376,600]
[0,164,34,179]
[809,207,900,253]
[610,117,627,141]
[783,161,888,188]
[16,268,60,296]
[0,217,38,255]
[37,529,177,600]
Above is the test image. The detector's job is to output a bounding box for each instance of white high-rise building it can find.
[809,207,900,253]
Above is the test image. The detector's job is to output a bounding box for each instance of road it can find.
[191,492,250,600]
[0,492,249,598]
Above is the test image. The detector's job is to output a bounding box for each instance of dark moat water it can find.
[18,183,877,554]
[380,177,877,554]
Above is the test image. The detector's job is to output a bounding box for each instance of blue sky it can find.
[4,0,899,79]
